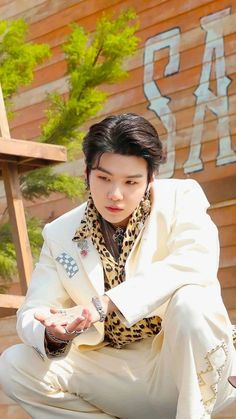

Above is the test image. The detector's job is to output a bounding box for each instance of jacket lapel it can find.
[70,239,104,335]
[75,237,104,295]
[126,185,158,278]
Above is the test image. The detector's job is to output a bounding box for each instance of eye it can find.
[126,180,137,185]
[98,175,110,182]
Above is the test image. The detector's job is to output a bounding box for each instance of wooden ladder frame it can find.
[0,84,67,309]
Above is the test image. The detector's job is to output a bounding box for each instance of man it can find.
[0,113,235,418]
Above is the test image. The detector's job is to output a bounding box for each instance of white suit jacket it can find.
[16,179,222,359]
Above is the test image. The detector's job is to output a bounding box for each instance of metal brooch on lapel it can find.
[56,252,79,278]
[77,239,89,257]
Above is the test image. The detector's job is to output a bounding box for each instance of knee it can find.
[0,344,27,398]
[164,285,208,336]
[0,345,16,396]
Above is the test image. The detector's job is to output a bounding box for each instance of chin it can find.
[105,214,123,223]
[103,212,127,225]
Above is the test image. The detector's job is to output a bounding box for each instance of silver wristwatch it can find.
[92,297,106,322]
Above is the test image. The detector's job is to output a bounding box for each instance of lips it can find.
[105,206,123,213]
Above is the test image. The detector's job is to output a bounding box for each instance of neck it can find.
[110,215,130,229]
[111,223,128,230]
[99,215,128,230]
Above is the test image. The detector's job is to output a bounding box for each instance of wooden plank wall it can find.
[0,0,235,321]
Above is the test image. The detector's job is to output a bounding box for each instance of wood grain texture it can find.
[0,0,235,314]
[0,294,25,309]
[0,137,67,165]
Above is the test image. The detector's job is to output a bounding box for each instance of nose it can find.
[107,185,123,201]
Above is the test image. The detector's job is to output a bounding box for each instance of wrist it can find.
[101,295,116,314]
[45,328,70,345]
[91,297,106,322]
[90,295,117,323]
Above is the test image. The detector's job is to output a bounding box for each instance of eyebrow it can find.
[96,166,144,178]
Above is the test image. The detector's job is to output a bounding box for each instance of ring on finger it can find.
[64,327,84,336]
[58,309,67,315]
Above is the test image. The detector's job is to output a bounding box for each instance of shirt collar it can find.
[72,194,97,241]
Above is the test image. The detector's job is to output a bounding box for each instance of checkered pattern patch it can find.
[56,252,79,278]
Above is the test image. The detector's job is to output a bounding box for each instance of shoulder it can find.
[152,178,209,211]
[42,201,87,241]
[153,178,202,194]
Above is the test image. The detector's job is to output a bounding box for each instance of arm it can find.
[16,225,114,358]
[16,228,75,357]
[106,180,220,326]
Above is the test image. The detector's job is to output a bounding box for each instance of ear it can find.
[84,167,90,189]
[147,174,155,190]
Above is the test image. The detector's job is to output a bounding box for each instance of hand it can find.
[34,296,116,342]
[45,303,101,325]
[35,307,93,342]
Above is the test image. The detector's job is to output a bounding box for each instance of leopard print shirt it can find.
[73,194,162,349]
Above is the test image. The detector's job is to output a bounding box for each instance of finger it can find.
[82,319,91,331]
[82,311,92,330]
[44,318,57,327]
[66,315,88,333]
[44,316,70,327]
[82,308,90,318]
[45,312,83,326]
[82,308,92,327]
[34,312,47,322]
[55,325,70,336]
[76,312,92,331]
[46,325,72,340]
[50,307,62,314]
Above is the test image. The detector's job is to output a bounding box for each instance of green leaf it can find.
[40,8,139,146]
[20,167,85,200]
[0,216,44,282]
[0,19,50,104]
[0,10,139,287]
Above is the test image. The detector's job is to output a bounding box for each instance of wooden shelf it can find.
[0,137,67,175]
[0,294,25,309]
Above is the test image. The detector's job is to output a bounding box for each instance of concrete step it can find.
[0,388,30,418]
[0,316,30,417]
[0,404,30,418]
[0,394,234,419]
[0,316,235,419]
[0,388,13,405]
[213,399,236,418]
[0,315,21,354]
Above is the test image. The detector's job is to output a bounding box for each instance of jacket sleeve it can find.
[16,225,74,358]
[106,180,220,327]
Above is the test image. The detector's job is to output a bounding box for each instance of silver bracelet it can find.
[92,297,106,322]
[46,329,70,344]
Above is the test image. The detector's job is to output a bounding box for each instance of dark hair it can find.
[82,113,163,182]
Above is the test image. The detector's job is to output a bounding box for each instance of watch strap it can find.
[92,297,106,322]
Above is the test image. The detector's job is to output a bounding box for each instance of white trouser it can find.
[0,285,236,419]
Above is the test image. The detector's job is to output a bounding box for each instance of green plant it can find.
[41,9,138,147]
[0,19,50,111]
[0,9,139,283]
[0,18,50,286]
[0,217,43,285]
[22,9,139,197]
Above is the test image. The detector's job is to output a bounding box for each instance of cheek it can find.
[89,177,100,192]
[90,179,106,204]
[128,188,145,208]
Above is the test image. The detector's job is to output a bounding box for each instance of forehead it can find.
[94,152,148,176]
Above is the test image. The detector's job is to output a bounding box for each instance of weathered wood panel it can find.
[218,266,236,289]
[0,0,235,316]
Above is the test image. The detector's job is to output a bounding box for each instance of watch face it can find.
[228,376,236,388]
